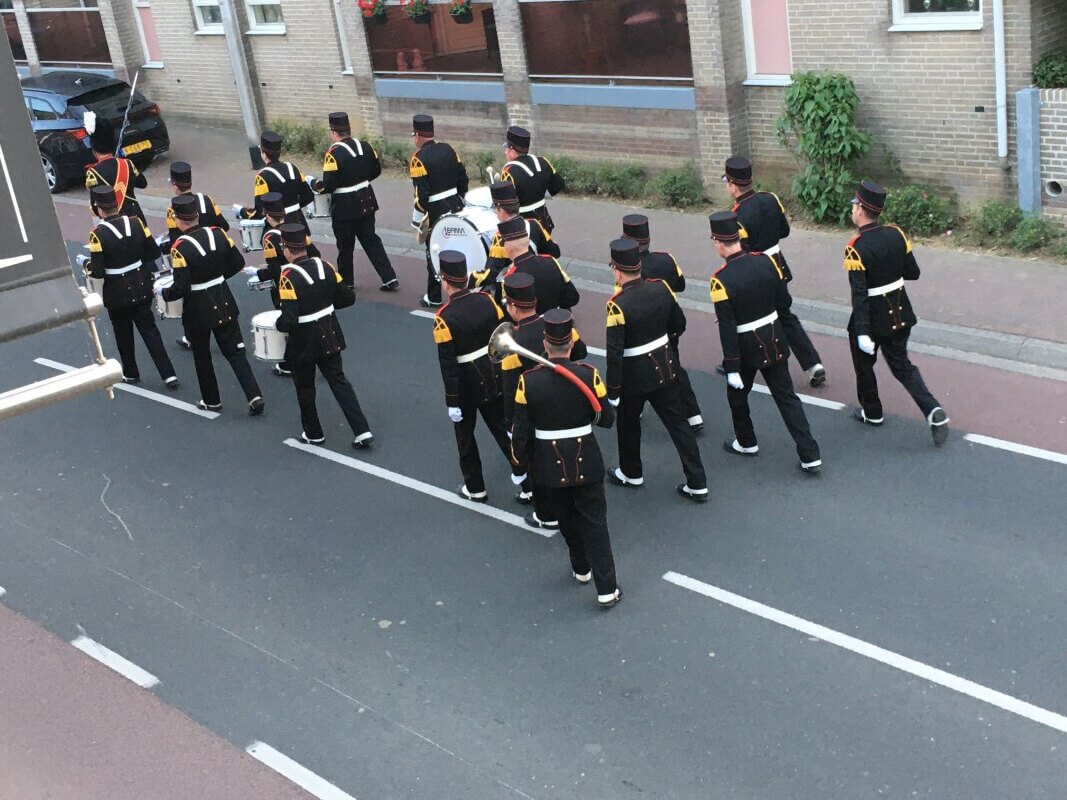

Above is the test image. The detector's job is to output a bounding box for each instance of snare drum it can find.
[251,310,287,363]
[153,274,183,319]
[239,219,265,252]
[428,206,499,276]
[307,192,331,219]
[463,186,493,209]
[155,233,173,274]
[85,273,105,297]
[247,275,275,292]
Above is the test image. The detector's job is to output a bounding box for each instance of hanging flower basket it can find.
[401,0,431,23]
[357,0,386,22]
[449,0,473,23]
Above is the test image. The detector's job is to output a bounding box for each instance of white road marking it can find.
[0,253,33,270]
[284,438,552,537]
[0,586,6,599]
[34,358,219,419]
[963,433,1067,466]
[246,741,357,800]
[0,143,29,243]
[663,571,1067,736]
[409,309,437,319]
[71,635,160,688]
[749,382,846,410]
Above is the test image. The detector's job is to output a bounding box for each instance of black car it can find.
[21,71,170,194]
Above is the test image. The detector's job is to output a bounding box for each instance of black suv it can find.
[21,71,170,194]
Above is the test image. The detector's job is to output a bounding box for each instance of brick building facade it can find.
[7,0,1066,206]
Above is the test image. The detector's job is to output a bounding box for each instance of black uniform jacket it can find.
[479,218,560,287]
[504,251,580,315]
[605,278,685,398]
[433,288,505,408]
[710,250,792,373]
[87,213,160,310]
[640,250,685,293]
[734,189,793,281]
[410,140,469,222]
[240,159,314,222]
[275,256,355,364]
[320,137,382,222]
[510,359,613,488]
[258,226,322,309]
[501,153,564,231]
[500,313,588,424]
[163,226,244,330]
[166,192,229,246]
[844,222,919,339]
[85,155,147,222]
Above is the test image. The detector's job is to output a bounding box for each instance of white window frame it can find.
[133,0,164,68]
[192,0,223,35]
[740,0,792,87]
[332,0,352,74]
[245,0,285,34]
[889,0,983,32]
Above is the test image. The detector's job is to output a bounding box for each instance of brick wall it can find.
[533,104,699,166]
[1039,88,1067,216]
[1031,0,1067,64]
[379,96,508,155]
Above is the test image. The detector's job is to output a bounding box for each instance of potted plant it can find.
[449,0,473,24]
[401,0,431,24]
[357,0,386,23]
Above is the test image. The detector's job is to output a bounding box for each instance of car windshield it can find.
[67,84,149,118]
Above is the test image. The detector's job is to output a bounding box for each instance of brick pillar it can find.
[98,0,143,84]
[96,0,130,82]
[12,1,41,76]
[342,7,382,138]
[493,0,533,133]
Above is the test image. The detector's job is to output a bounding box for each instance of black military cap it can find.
[722,156,753,186]
[90,185,117,208]
[542,308,573,346]
[853,180,887,214]
[621,214,650,244]
[610,238,642,272]
[439,250,468,285]
[89,116,116,153]
[412,114,434,137]
[261,192,286,216]
[170,161,192,187]
[505,126,530,153]
[328,111,350,132]
[709,210,741,242]
[260,131,283,154]
[497,215,527,242]
[279,223,309,249]
[489,181,519,208]
[171,194,199,221]
[503,272,537,308]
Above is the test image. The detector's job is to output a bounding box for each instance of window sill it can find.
[889,16,983,32]
[245,27,287,36]
[141,62,165,70]
[341,68,354,76]
[194,28,225,36]
[744,76,791,87]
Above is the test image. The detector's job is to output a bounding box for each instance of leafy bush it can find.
[473,150,496,180]
[775,72,871,225]
[551,156,602,196]
[1034,52,1067,89]
[654,163,704,208]
[881,185,952,236]
[270,119,330,159]
[1010,215,1059,251]
[597,164,647,198]
[973,200,1023,243]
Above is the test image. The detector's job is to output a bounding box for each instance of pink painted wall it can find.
[751,0,791,75]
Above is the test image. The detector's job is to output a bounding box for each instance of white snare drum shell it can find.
[153,275,183,319]
[251,309,287,362]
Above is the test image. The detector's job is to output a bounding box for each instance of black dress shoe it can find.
[164,376,179,391]
[798,460,822,476]
[380,279,399,292]
[248,396,265,416]
[176,336,191,351]
[299,432,325,445]
[598,587,623,611]
[272,363,291,377]
[722,439,759,457]
[852,407,883,426]
[196,400,222,411]
[606,467,643,488]
[514,489,533,505]
[929,407,949,446]
[676,484,709,503]
[524,512,559,530]
[419,295,442,309]
[352,432,374,449]
[457,485,488,503]
[809,364,826,387]
[122,375,141,385]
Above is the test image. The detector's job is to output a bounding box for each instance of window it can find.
[246,0,284,33]
[365,2,501,78]
[27,7,111,67]
[1,4,25,63]
[27,96,60,121]
[519,0,692,84]
[891,0,982,32]
[193,0,223,33]
[134,1,163,67]
[741,0,791,86]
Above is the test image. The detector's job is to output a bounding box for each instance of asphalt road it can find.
[0,218,1065,798]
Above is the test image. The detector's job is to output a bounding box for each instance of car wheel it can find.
[40,152,64,194]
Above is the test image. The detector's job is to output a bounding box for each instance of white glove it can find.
[241,265,260,276]
[726,372,744,390]
[856,335,876,355]
[510,472,528,486]
[305,174,317,187]
[448,406,463,423]
[607,397,620,408]
[231,203,243,217]
[412,209,427,230]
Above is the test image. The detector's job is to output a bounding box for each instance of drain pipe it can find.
[993,0,1008,162]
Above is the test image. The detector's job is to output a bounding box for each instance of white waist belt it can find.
[334,181,370,195]
[428,188,458,203]
[736,310,779,333]
[535,424,593,440]
[519,199,546,213]
[456,344,489,364]
[763,244,781,257]
[284,203,301,215]
[190,275,225,291]
[298,305,335,323]
[868,277,905,297]
[623,333,669,357]
[105,260,141,276]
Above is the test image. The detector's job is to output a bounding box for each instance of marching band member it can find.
[497,216,578,315]
[478,181,559,290]
[234,131,314,229]
[500,126,565,234]
[84,116,147,225]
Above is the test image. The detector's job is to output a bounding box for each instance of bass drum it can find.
[463,186,493,209]
[429,206,499,277]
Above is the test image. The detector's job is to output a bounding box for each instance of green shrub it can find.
[881,185,952,237]
[597,164,647,198]
[974,200,1023,243]
[270,119,330,159]
[1034,52,1067,89]
[1010,215,1059,251]
[473,150,496,179]
[654,163,704,207]
[551,155,600,196]
[775,72,871,225]
[369,137,411,170]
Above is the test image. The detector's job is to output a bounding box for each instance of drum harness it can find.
[504,156,547,213]
[328,141,371,195]
[260,162,304,215]
[96,217,143,276]
[285,258,335,323]
[174,230,225,291]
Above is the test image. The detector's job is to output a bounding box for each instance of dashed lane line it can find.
[663,570,1067,736]
[34,358,219,419]
[283,438,553,537]
[963,433,1067,466]
[0,586,6,599]
[71,634,160,689]
[246,742,357,800]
